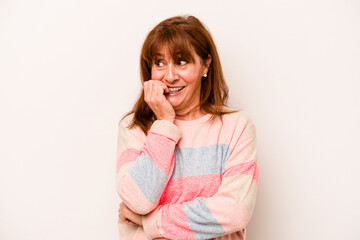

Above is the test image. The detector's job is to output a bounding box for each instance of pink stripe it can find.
[223,160,259,184]
[149,120,182,143]
[116,148,140,173]
[176,116,248,148]
[160,175,222,204]
[177,119,224,148]
[118,175,155,214]
[143,133,176,175]
[160,204,195,240]
[205,195,250,233]
[254,163,259,184]
[132,228,150,239]
[142,205,163,238]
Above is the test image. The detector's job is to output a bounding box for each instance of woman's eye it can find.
[178,60,187,66]
[156,61,165,67]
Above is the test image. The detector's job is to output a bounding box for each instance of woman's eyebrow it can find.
[154,53,164,57]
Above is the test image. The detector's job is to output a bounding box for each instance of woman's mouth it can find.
[167,86,185,96]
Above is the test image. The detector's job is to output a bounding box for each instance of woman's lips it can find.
[167,86,185,96]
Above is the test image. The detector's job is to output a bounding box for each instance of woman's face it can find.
[151,47,210,114]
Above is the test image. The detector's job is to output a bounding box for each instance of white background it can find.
[1,0,359,239]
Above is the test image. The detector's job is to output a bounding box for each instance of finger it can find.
[161,83,169,94]
[118,208,124,218]
[119,203,124,212]
[154,80,169,94]
[124,219,136,225]
[148,80,169,94]
[119,211,125,220]
[150,82,167,99]
[143,82,149,101]
[147,81,155,102]
[156,84,166,98]
[146,81,161,104]
[118,205,126,220]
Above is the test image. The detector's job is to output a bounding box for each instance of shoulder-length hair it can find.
[124,15,234,134]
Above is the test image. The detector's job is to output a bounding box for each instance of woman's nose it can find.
[164,64,177,83]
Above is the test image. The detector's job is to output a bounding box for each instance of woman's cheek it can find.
[150,69,163,80]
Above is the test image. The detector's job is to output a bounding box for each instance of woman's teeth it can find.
[168,87,184,93]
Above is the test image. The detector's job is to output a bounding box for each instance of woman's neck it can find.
[175,107,206,121]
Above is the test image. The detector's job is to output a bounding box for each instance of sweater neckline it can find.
[174,113,212,126]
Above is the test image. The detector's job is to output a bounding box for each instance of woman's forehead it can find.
[154,47,181,57]
[152,44,196,61]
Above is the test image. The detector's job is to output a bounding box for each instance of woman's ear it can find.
[204,54,212,72]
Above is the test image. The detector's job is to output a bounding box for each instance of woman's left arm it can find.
[141,120,259,240]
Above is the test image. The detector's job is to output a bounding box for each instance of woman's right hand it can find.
[144,80,175,123]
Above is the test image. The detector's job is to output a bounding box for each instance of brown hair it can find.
[124,15,235,134]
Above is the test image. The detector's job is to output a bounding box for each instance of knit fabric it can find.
[116,109,258,240]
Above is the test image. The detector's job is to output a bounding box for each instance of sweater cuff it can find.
[142,205,163,239]
[149,120,182,143]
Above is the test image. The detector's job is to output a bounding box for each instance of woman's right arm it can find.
[116,116,182,215]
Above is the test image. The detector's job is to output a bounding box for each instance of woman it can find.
[116,15,259,240]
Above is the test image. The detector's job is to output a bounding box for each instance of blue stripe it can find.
[129,153,169,204]
[172,144,231,178]
[184,198,226,239]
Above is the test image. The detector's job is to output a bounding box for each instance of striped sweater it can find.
[116,110,258,240]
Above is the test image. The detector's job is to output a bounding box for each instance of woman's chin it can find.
[167,97,182,108]
[170,102,181,110]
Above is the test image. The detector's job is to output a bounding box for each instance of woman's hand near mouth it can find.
[144,80,176,123]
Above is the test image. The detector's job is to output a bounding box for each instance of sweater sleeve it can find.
[142,118,259,240]
[116,117,182,214]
